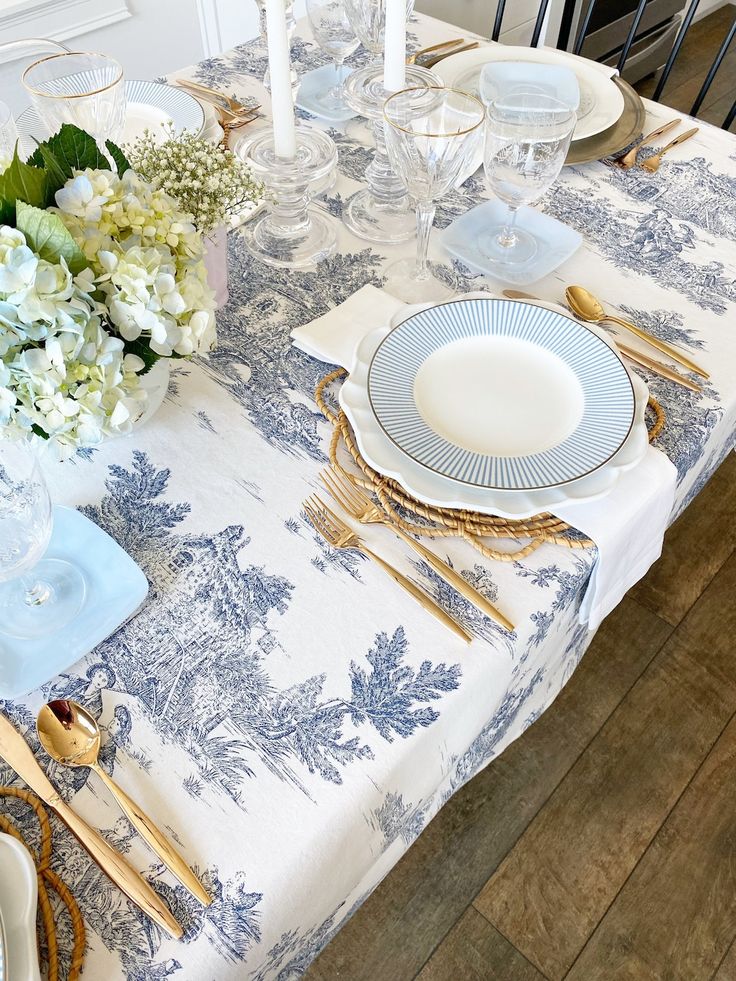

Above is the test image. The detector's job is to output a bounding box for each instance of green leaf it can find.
[105,140,131,176]
[28,124,108,180]
[122,337,161,375]
[0,147,48,223]
[15,201,87,275]
[33,143,69,197]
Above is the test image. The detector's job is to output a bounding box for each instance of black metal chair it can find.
[489,0,551,47]
[571,0,736,129]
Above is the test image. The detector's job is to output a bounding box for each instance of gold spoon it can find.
[38,700,212,907]
[565,285,709,380]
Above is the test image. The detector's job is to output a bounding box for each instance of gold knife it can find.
[616,342,700,392]
[502,290,701,391]
[0,713,183,939]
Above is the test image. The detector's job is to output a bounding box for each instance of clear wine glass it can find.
[344,0,415,62]
[306,0,359,111]
[383,86,485,303]
[21,51,126,148]
[482,92,576,266]
[0,102,19,163]
[0,440,86,639]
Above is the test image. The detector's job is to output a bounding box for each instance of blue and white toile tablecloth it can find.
[2,15,736,981]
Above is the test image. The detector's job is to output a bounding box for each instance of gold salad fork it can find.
[321,468,514,631]
[610,117,680,170]
[304,496,473,643]
[641,126,699,173]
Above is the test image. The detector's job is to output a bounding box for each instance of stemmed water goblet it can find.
[306,0,360,113]
[0,439,86,639]
[383,86,485,303]
[0,102,19,163]
[22,51,126,149]
[482,93,576,267]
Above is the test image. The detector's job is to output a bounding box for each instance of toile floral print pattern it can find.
[1,15,735,981]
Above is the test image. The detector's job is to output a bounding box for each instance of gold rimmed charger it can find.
[565,77,646,165]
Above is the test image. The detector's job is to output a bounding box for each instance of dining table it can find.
[2,12,736,981]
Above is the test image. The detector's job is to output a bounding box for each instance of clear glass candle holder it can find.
[240,127,338,268]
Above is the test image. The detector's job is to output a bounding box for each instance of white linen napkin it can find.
[292,286,677,631]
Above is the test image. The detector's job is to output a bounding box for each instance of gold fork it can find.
[304,496,473,643]
[610,118,680,170]
[424,41,480,68]
[176,78,261,117]
[640,126,698,173]
[406,38,465,64]
[321,468,514,631]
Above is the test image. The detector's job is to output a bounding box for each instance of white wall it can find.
[0,0,206,114]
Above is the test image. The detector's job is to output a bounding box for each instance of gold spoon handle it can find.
[358,545,473,643]
[605,314,709,379]
[93,764,212,907]
[394,528,514,631]
[653,125,699,157]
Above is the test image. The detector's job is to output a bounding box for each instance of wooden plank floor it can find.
[635,4,736,128]
[306,11,736,979]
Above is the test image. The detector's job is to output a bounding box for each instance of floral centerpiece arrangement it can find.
[127,127,264,237]
[0,124,242,457]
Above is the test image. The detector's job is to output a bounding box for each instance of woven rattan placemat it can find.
[316,369,665,561]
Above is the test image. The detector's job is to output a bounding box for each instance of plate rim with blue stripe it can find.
[366,297,636,492]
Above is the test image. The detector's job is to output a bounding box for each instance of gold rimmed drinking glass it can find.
[0,101,19,162]
[383,86,485,303]
[22,51,126,147]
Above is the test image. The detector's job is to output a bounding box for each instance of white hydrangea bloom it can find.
[54,168,216,359]
[0,224,147,456]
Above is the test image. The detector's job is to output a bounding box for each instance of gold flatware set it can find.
[502,287,707,391]
[38,700,212,907]
[0,700,214,939]
[175,78,261,146]
[304,495,476,642]
[610,117,698,171]
[407,38,480,68]
[320,468,514,631]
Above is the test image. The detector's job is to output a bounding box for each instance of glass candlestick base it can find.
[240,127,338,269]
[342,62,439,244]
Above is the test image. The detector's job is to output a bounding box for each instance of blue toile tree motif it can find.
[369,790,428,849]
[348,627,461,740]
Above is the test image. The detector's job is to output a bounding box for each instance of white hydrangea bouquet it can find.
[0,124,217,457]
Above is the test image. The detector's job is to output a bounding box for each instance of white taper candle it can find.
[265,0,297,159]
[383,0,406,93]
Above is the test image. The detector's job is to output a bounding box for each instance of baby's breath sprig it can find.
[126,126,264,237]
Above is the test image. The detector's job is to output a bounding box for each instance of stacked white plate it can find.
[436,44,626,182]
[437,44,624,141]
[340,296,648,520]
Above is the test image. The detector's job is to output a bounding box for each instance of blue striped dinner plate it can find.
[367,298,635,491]
[16,79,205,159]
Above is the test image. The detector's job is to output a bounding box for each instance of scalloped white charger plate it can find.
[339,297,649,519]
[0,834,41,981]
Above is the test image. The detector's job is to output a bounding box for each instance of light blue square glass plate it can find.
[442,199,582,286]
[0,507,148,701]
[296,64,358,123]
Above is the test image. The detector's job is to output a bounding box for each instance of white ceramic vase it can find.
[204,225,229,309]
